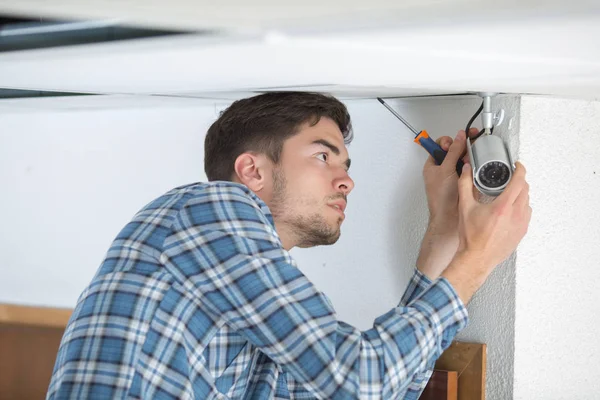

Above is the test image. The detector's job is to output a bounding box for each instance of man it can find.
[47,92,531,399]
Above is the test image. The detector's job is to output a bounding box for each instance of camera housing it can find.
[466,134,515,196]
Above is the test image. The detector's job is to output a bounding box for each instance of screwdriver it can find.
[377,98,464,176]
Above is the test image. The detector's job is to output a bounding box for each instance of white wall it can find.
[0,99,216,307]
[514,96,600,399]
[0,94,520,399]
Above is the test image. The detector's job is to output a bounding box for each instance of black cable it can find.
[465,101,483,140]
[466,100,494,142]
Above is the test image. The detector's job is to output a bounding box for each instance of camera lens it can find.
[478,161,510,188]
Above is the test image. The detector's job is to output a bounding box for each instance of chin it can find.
[298,237,339,248]
[297,227,341,248]
[290,212,343,248]
[321,227,342,246]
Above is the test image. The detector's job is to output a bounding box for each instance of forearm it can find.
[416,224,459,281]
[441,251,489,305]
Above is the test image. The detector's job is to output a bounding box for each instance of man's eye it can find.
[316,153,328,162]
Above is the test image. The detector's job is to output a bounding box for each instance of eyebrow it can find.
[312,139,352,171]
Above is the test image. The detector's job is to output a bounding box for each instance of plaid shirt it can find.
[48,181,468,400]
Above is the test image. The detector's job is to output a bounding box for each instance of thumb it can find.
[443,130,467,172]
[425,136,452,168]
[458,162,475,209]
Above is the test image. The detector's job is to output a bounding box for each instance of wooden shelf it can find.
[423,341,487,400]
[0,303,72,400]
[0,303,72,329]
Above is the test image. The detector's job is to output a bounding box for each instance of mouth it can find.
[328,201,346,218]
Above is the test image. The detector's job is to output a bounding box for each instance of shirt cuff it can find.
[399,268,434,307]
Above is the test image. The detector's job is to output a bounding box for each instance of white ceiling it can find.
[2,0,599,32]
[0,0,599,100]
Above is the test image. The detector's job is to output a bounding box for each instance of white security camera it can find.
[466,93,516,197]
[466,134,514,196]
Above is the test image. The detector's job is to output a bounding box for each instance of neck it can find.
[273,219,296,250]
[247,186,296,251]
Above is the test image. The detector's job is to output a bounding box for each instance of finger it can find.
[461,131,475,163]
[424,148,438,168]
[468,127,480,140]
[514,181,530,209]
[425,136,453,168]
[497,162,527,205]
[436,136,453,152]
[458,162,476,209]
[442,130,467,173]
[461,129,477,163]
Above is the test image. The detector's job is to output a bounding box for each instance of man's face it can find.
[269,117,354,248]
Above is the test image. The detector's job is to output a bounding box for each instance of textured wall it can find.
[0,95,520,399]
[514,96,600,399]
[449,95,520,400]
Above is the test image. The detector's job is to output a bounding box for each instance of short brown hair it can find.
[204,91,353,181]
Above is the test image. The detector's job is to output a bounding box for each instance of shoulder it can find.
[171,181,276,235]
[183,181,269,213]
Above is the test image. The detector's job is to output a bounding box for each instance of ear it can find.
[233,152,270,192]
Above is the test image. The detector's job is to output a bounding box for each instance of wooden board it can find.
[433,341,487,400]
[420,370,458,400]
[0,303,72,328]
[0,304,72,399]
[0,324,65,400]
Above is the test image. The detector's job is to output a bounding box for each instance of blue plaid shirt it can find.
[48,181,468,399]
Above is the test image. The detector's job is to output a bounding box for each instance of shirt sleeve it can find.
[162,184,469,400]
[398,270,444,398]
[399,268,434,307]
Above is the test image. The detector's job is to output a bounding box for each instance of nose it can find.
[334,169,355,196]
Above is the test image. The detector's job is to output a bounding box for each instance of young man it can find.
[47,92,531,399]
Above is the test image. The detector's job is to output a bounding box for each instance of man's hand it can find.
[416,128,477,280]
[442,162,532,304]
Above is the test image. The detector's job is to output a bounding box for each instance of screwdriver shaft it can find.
[377,98,420,137]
